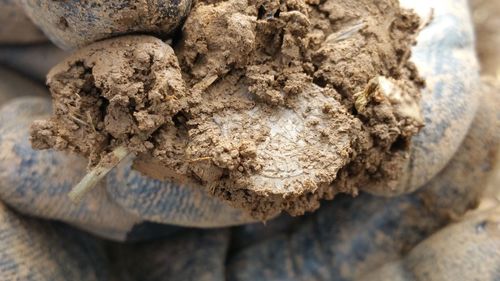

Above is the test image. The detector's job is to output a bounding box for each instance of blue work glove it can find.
[1,0,498,280]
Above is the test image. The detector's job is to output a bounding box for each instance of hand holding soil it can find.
[0,0,482,230]
[30,0,426,219]
[0,0,498,280]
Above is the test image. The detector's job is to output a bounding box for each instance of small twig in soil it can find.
[188,156,213,163]
[325,20,365,43]
[69,114,90,127]
[86,111,97,133]
[69,145,130,203]
[191,74,218,95]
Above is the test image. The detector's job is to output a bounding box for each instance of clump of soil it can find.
[31,0,424,219]
[31,36,190,167]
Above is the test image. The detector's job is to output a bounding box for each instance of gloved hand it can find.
[225,80,499,281]
[0,0,498,280]
[0,0,46,45]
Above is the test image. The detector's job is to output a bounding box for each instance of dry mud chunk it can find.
[30,36,188,166]
[32,0,424,219]
[186,82,362,217]
[149,0,422,218]
[178,0,256,80]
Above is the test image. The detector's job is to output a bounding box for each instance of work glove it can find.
[0,0,46,45]
[0,0,498,280]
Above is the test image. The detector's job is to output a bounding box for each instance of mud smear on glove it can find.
[31,0,424,219]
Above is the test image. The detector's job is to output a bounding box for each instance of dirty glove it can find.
[225,80,499,281]
[0,0,480,238]
[1,0,498,280]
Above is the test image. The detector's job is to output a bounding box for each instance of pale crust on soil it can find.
[31,0,424,219]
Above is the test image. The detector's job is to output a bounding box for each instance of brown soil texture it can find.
[31,0,424,219]
[31,36,189,167]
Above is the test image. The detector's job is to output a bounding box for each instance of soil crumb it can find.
[31,0,424,219]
